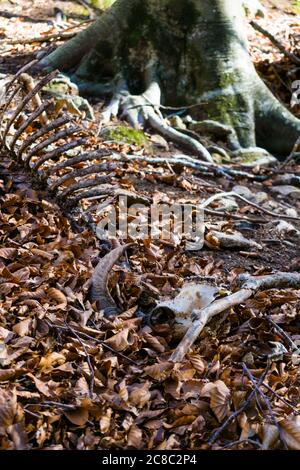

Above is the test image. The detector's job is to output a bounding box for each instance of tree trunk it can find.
[42,0,300,156]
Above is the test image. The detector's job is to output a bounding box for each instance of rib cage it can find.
[0,64,115,211]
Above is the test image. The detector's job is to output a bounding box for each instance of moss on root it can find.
[100,125,150,147]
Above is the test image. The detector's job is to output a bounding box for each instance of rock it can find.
[216,197,239,212]
[189,120,233,138]
[272,185,300,200]
[169,115,186,130]
[273,174,300,189]
[267,220,300,237]
[232,185,255,200]
[150,134,169,150]
[231,147,277,167]
[206,230,262,251]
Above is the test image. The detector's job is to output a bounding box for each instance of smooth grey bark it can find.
[42,0,300,156]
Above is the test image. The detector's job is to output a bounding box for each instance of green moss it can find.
[91,0,116,9]
[292,1,300,14]
[100,125,150,147]
[232,151,266,164]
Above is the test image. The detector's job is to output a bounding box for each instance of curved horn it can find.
[90,244,131,318]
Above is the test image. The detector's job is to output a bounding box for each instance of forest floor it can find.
[1,0,300,451]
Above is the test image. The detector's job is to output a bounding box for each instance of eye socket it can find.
[149,306,176,326]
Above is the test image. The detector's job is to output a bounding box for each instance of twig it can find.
[48,321,138,365]
[64,321,95,398]
[221,439,263,450]
[266,317,300,353]
[261,382,298,413]
[4,20,94,45]
[202,190,300,221]
[208,365,270,445]
[108,152,266,181]
[242,363,288,450]
[250,21,300,65]
[25,401,76,410]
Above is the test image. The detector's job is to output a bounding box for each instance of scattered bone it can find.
[149,283,219,340]
[272,186,300,200]
[171,272,300,362]
[267,220,300,238]
[206,230,262,251]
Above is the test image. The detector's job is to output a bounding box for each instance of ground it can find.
[1,0,300,451]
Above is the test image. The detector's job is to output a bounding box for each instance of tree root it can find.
[100,71,214,163]
[170,272,300,363]
[107,152,267,181]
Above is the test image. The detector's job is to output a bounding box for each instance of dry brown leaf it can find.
[99,408,112,433]
[129,382,151,408]
[118,379,129,402]
[0,248,18,260]
[188,354,207,375]
[210,380,231,422]
[7,422,28,450]
[279,416,300,450]
[13,318,32,337]
[39,352,66,373]
[105,328,130,352]
[27,373,52,397]
[0,389,21,429]
[144,362,173,381]
[127,424,142,448]
[47,287,67,309]
[164,415,197,429]
[261,424,279,450]
[0,282,18,295]
[64,408,89,426]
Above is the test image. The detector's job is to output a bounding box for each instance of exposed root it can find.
[99,75,129,126]
[100,74,214,163]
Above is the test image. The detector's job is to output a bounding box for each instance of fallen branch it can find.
[250,20,300,65]
[64,321,95,398]
[48,321,137,364]
[170,272,300,363]
[200,190,300,222]
[108,152,266,181]
[4,20,94,45]
[266,317,300,353]
[242,363,288,449]
[208,364,270,445]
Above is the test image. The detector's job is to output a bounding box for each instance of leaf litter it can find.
[0,0,300,451]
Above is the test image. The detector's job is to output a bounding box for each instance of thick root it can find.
[100,77,214,163]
